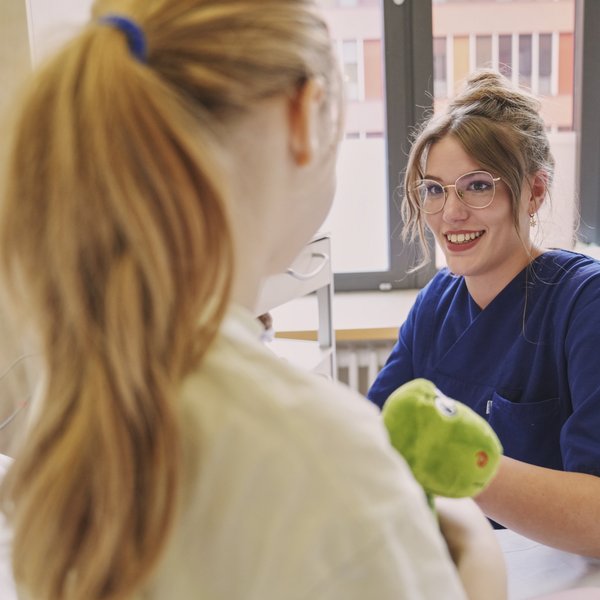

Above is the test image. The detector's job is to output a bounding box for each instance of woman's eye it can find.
[467,180,492,193]
[426,183,444,196]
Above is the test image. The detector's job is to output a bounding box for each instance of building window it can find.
[433,36,447,98]
[342,39,359,101]
[538,33,553,96]
[519,33,533,89]
[475,35,492,69]
[498,34,512,77]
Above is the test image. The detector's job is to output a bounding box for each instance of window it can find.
[498,34,513,77]
[518,34,533,89]
[319,0,599,290]
[475,35,492,69]
[319,1,435,290]
[341,40,360,101]
[433,37,448,98]
[576,1,600,245]
[538,33,553,96]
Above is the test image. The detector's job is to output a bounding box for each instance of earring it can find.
[529,212,537,227]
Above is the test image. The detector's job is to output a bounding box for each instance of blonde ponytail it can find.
[0,1,335,598]
[1,20,233,600]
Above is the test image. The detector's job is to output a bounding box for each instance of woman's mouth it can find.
[444,231,484,245]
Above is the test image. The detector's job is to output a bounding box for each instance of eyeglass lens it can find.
[417,171,496,212]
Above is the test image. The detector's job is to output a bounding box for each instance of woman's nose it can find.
[442,187,469,222]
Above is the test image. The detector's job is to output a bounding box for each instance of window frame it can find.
[575,0,600,244]
[333,0,436,292]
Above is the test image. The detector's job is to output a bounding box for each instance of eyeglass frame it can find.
[414,170,502,214]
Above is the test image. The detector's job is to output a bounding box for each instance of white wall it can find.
[26,0,93,64]
[0,0,31,118]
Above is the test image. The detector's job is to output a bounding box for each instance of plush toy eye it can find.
[476,451,489,467]
[435,393,457,417]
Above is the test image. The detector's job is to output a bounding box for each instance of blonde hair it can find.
[402,69,555,264]
[0,1,336,598]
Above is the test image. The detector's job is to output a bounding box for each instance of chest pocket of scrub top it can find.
[487,391,563,469]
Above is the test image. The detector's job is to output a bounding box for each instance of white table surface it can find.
[497,529,600,599]
[0,453,599,600]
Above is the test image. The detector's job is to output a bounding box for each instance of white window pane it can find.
[319,1,389,274]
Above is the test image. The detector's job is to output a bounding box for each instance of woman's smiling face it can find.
[424,135,533,291]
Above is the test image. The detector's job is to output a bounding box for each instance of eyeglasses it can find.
[414,170,501,214]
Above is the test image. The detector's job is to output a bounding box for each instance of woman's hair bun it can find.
[448,68,541,119]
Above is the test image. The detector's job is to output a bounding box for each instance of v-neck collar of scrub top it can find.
[432,251,563,379]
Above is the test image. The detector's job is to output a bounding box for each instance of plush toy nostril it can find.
[476,450,489,467]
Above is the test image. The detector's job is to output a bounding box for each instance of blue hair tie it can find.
[99,15,147,63]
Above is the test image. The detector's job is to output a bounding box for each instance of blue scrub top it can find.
[368,249,600,477]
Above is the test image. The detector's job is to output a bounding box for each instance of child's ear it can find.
[288,78,325,167]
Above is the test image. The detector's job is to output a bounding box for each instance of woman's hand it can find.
[436,496,507,600]
[476,456,600,558]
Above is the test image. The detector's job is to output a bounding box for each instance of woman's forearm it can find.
[475,456,600,557]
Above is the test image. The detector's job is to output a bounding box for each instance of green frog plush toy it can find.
[382,378,503,510]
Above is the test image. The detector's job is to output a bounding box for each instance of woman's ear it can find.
[528,171,548,214]
[288,78,326,166]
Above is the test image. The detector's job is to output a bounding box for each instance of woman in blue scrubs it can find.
[369,69,600,557]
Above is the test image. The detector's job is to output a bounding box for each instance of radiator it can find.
[336,341,395,396]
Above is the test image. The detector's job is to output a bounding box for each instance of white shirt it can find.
[142,306,466,599]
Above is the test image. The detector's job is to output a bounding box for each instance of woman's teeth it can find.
[445,231,483,244]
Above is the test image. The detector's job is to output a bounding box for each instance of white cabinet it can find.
[255,234,335,379]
